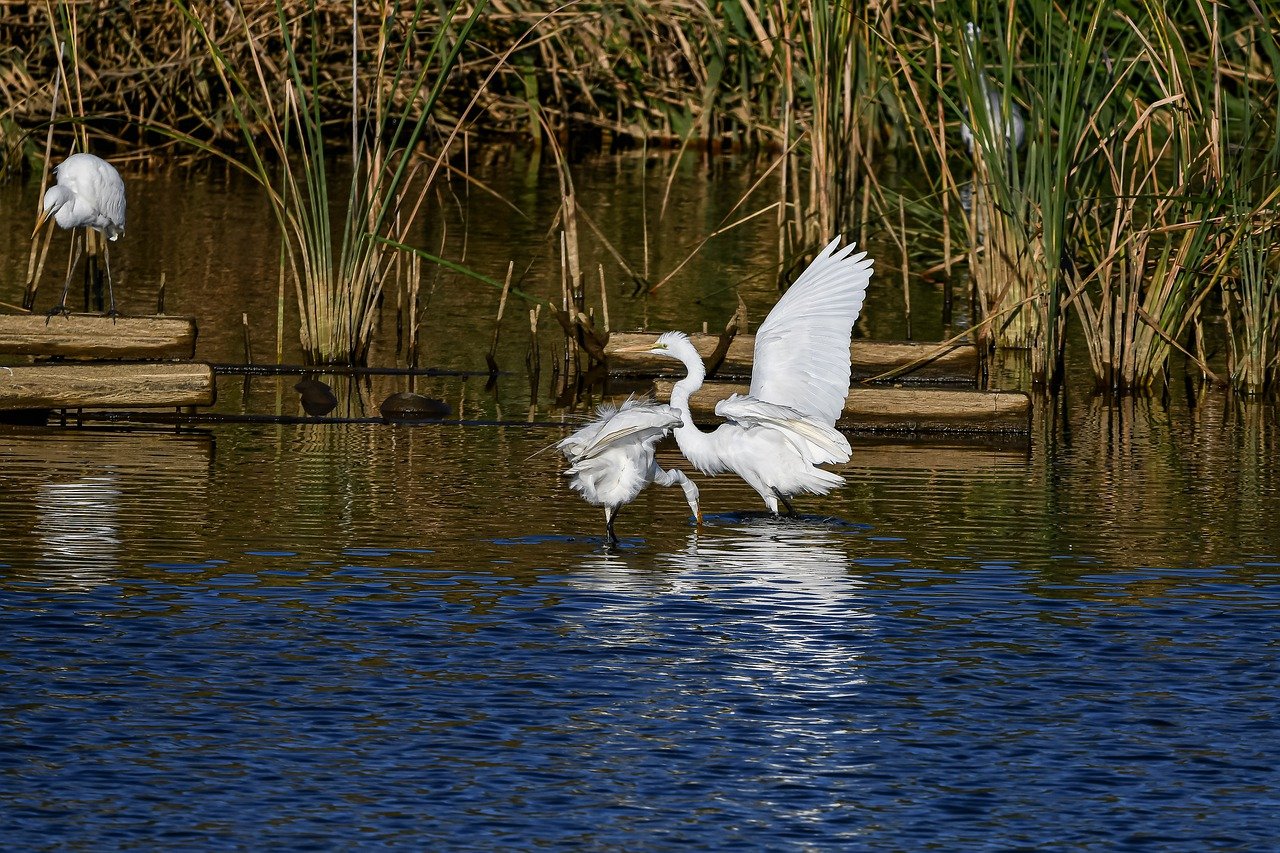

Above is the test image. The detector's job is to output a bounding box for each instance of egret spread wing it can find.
[749,237,873,426]
[715,393,851,464]
[558,398,681,463]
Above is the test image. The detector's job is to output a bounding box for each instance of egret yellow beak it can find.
[31,207,54,240]
[613,343,663,355]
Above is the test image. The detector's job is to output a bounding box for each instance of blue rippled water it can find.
[2,418,1279,849]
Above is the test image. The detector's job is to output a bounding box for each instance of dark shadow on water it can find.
[491,533,663,553]
[701,510,872,534]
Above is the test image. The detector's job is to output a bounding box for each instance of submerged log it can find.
[846,439,1030,471]
[0,313,198,360]
[606,332,977,383]
[0,363,216,410]
[652,380,1030,435]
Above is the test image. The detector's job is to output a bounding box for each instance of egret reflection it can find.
[569,517,875,673]
[35,474,122,586]
[663,518,870,613]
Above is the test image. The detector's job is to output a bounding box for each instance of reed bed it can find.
[4,1,1279,391]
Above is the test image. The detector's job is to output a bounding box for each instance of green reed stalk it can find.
[1214,2,1280,395]
[772,0,901,265]
[1070,0,1277,391]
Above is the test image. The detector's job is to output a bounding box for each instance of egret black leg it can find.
[102,242,118,319]
[46,231,82,322]
[605,506,620,546]
[772,488,798,518]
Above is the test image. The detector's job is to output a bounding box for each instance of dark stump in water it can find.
[379,392,451,422]
[294,378,338,417]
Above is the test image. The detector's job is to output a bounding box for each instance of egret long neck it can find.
[667,343,724,473]
[667,345,705,414]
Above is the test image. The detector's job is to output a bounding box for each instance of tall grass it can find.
[1064,4,1217,391]
[1065,1,1280,393]
[889,0,1279,391]
[175,0,484,364]
[1213,7,1280,395]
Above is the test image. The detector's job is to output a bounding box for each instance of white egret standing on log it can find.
[32,152,126,316]
[626,237,873,516]
[558,397,701,545]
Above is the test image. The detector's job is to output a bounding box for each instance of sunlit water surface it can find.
[2,405,1278,849]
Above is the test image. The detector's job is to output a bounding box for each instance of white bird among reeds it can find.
[623,237,873,517]
[959,22,1026,155]
[32,152,127,317]
[558,397,701,545]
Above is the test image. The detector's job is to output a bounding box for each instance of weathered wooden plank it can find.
[0,363,216,410]
[0,313,198,359]
[652,380,1030,434]
[606,331,977,383]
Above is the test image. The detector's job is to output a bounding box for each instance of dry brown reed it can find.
[5,1,1280,395]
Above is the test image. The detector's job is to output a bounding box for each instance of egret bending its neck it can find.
[661,333,705,411]
[653,332,724,473]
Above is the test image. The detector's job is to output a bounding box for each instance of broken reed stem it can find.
[408,251,422,369]
[899,193,912,340]
[23,40,68,312]
[527,304,542,400]
[275,247,286,364]
[487,260,514,375]
[597,263,610,332]
[241,312,254,365]
[559,229,579,382]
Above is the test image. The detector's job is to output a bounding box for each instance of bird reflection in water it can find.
[574,517,873,644]
[35,474,122,588]
[663,517,870,615]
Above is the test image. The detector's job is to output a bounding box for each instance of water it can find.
[2,153,1280,848]
[2,404,1277,849]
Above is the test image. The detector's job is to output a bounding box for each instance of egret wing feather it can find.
[749,236,873,426]
[558,398,681,463]
[91,159,127,239]
[715,393,851,464]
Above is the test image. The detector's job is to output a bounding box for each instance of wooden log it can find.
[606,331,977,383]
[0,313,198,360]
[653,380,1030,435]
[0,363,216,410]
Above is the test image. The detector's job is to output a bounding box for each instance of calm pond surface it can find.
[2,152,1279,848]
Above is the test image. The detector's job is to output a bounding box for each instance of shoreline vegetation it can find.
[2,1,1278,397]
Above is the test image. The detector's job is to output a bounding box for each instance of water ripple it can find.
[1,423,1278,849]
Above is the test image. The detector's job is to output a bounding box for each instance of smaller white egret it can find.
[959,22,1026,155]
[628,237,874,517]
[32,152,127,316]
[558,397,701,545]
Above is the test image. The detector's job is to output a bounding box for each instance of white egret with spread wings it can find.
[628,237,873,516]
